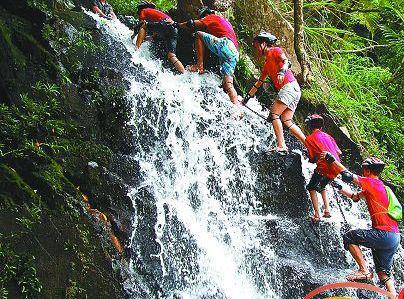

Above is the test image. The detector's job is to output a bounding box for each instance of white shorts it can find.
[278,81,301,112]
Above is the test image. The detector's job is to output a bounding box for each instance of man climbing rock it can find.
[135,1,185,74]
[304,114,343,222]
[178,7,240,111]
[323,153,401,297]
[91,0,116,20]
[244,32,306,153]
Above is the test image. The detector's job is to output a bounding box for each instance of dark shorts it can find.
[306,170,331,192]
[343,228,400,275]
[147,19,178,53]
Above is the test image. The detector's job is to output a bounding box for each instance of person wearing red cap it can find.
[322,153,401,297]
[304,114,343,222]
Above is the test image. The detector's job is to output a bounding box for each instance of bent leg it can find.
[348,244,369,273]
[342,229,373,273]
[281,108,306,144]
[188,31,205,73]
[223,75,239,105]
[135,24,147,49]
[167,52,185,73]
[320,189,331,214]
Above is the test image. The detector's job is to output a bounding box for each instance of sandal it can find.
[346,270,373,282]
[323,211,332,218]
[310,215,321,223]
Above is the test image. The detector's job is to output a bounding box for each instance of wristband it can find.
[341,170,354,183]
[186,19,195,30]
[324,152,336,164]
[278,69,286,76]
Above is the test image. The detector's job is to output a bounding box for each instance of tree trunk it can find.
[293,0,310,84]
[233,0,301,77]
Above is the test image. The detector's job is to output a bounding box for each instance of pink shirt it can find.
[358,177,399,233]
[200,14,239,49]
[305,129,341,179]
[262,47,296,91]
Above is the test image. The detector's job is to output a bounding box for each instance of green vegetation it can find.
[270,0,403,186]
[0,241,42,299]
[0,2,131,297]
[107,0,176,15]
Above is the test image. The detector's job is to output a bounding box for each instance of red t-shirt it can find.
[139,8,171,22]
[262,47,296,91]
[358,176,399,233]
[200,14,239,49]
[305,129,341,179]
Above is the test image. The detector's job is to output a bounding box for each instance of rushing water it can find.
[87,14,403,299]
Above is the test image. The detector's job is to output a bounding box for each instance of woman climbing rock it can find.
[243,32,306,153]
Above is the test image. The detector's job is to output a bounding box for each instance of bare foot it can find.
[323,211,332,218]
[187,64,204,74]
[269,147,288,154]
[310,215,321,223]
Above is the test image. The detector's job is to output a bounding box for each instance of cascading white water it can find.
[87,13,403,299]
[92,16,280,299]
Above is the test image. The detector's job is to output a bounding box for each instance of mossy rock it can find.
[0,164,40,207]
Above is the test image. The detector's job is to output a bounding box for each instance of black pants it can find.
[147,19,178,53]
[306,170,331,192]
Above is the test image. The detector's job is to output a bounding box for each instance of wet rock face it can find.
[251,151,311,218]
[175,0,234,19]
[203,0,235,11]
[176,0,203,19]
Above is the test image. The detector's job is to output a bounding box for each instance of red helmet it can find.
[362,157,385,167]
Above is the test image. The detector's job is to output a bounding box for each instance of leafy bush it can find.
[303,53,403,185]
[0,241,42,299]
[108,0,176,15]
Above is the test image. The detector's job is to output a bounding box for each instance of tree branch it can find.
[294,0,311,84]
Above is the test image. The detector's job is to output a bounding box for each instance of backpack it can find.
[385,185,402,221]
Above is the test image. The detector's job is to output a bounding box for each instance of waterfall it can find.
[87,14,403,299]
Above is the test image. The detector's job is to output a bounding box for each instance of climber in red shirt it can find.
[135,1,185,73]
[244,32,306,153]
[304,114,343,222]
[322,153,400,297]
[178,7,240,111]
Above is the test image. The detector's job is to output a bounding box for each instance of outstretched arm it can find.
[92,5,107,18]
[178,19,204,31]
[320,151,360,185]
[336,184,364,202]
[243,73,268,104]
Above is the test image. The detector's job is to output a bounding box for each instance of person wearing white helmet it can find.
[322,153,401,297]
[244,32,306,153]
